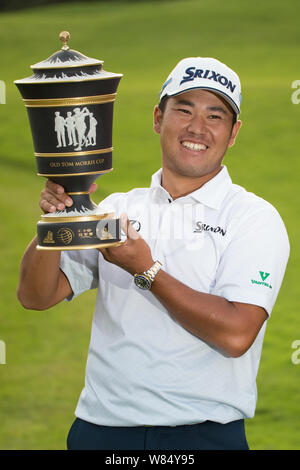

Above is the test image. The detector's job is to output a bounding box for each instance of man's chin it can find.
[170,164,221,180]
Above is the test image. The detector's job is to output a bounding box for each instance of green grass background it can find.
[0,0,299,450]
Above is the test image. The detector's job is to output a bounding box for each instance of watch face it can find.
[134,275,151,290]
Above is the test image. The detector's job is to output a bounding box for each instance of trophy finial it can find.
[59,31,70,50]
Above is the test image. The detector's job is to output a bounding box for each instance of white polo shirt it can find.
[60,165,289,426]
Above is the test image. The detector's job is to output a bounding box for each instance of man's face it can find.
[153,89,241,180]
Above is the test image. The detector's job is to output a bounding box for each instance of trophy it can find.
[14,31,123,250]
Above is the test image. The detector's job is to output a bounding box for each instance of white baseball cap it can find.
[159,57,242,115]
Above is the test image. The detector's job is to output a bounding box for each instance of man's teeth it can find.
[182,141,207,151]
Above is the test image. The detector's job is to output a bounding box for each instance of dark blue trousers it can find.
[67,417,249,450]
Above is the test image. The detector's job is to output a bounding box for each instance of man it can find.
[73,106,89,151]
[65,111,78,147]
[54,111,66,148]
[17,57,290,450]
[87,112,98,146]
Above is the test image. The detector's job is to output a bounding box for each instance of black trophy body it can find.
[14,32,123,250]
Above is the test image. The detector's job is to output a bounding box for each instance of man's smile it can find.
[181,140,209,152]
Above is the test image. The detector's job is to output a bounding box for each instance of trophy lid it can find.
[15,31,122,84]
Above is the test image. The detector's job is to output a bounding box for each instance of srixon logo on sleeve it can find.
[180,67,236,94]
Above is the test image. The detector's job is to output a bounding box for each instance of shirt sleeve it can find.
[60,249,99,300]
[211,206,290,316]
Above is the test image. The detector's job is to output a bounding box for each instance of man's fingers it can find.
[120,213,140,240]
[45,179,65,194]
[40,194,62,213]
[40,199,56,213]
[89,183,98,194]
[40,179,73,213]
[128,221,140,240]
[45,179,72,206]
[40,180,98,214]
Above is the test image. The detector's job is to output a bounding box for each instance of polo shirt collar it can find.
[150,165,232,210]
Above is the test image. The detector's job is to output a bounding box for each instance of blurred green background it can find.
[0,0,299,450]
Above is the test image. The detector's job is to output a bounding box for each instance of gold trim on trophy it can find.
[37,168,113,177]
[39,212,114,223]
[35,147,113,157]
[23,93,116,107]
[36,241,123,251]
[66,191,90,195]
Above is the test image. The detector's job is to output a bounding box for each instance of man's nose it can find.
[187,113,207,135]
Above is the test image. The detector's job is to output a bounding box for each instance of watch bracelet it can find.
[144,260,162,281]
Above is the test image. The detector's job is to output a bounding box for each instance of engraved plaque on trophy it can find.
[14,32,123,250]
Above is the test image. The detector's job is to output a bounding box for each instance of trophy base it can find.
[37,210,121,251]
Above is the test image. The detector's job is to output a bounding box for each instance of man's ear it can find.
[228,120,242,148]
[153,105,162,135]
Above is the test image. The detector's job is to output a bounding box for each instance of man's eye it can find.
[177,108,191,114]
[208,114,221,119]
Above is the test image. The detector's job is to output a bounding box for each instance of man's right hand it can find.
[40,180,98,213]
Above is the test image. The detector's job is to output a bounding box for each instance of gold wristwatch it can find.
[133,261,162,290]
